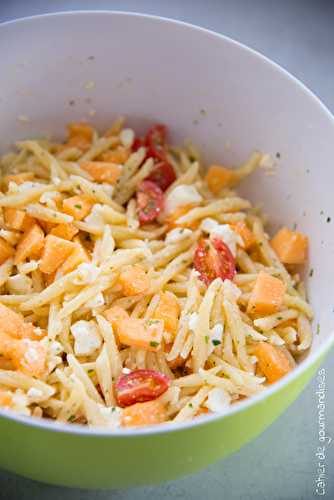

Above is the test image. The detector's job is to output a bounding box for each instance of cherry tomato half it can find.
[116,369,170,407]
[132,137,145,152]
[194,238,236,285]
[147,161,176,191]
[137,180,164,224]
[145,124,167,149]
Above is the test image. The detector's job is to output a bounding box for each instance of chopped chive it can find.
[68,415,76,422]
[74,204,82,209]
[326,217,331,223]
[212,339,221,346]
[205,335,209,344]
[188,403,193,408]
[316,323,320,335]
[309,268,314,277]
[149,341,159,348]
[277,316,283,321]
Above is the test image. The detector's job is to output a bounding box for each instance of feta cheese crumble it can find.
[165,185,202,215]
[201,218,243,256]
[70,320,102,356]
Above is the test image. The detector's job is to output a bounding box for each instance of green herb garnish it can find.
[150,341,159,348]
[309,268,314,277]
[205,335,209,344]
[68,415,76,422]
[316,323,320,335]
[212,339,221,346]
[74,204,82,209]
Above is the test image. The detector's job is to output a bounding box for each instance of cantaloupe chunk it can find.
[0,237,14,264]
[230,221,255,250]
[153,292,180,336]
[119,265,150,296]
[80,161,122,184]
[43,271,56,287]
[50,223,79,241]
[61,122,94,152]
[270,227,308,265]
[62,195,93,220]
[0,390,12,407]
[2,172,35,190]
[104,306,129,334]
[117,318,164,351]
[247,271,286,315]
[38,220,56,234]
[3,207,34,232]
[165,204,198,230]
[205,165,236,194]
[98,147,130,164]
[0,303,36,340]
[58,238,90,275]
[121,400,168,427]
[10,338,47,378]
[39,235,76,274]
[253,341,294,383]
[14,224,45,264]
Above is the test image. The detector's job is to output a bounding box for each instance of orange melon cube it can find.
[98,147,130,164]
[0,237,14,264]
[247,271,286,315]
[11,338,47,378]
[104,306,129,335]
[117,318,164,351]
[39,235,76,274]
[2,172,35,190]
[50,223,79,241]
[58,238,90,275]
[230,221,255,250]
[153,292,180,336]
[121,400,168,427]
[0,390,12,408]
[271,227,308,265]
[38,220,56,234]
[43,271,56,287]
[80,161,122,184]
[119,265,150,296]
[14,224,45,264]
[62,195,93,220]
[205,165,236,194]
[68,122,93,141]
[0,303,36,340]
[62,122,94,152]
[3,207,34,232]
[253,342,294,383]
[165,204,198,230]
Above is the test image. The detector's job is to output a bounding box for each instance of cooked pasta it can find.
[0,120,312,429]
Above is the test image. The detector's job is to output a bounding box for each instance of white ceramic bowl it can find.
[0,11,333,488]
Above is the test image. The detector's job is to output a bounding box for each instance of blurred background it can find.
[0,1,333,499]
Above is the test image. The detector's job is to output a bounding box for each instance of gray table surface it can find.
[0,1,333,499]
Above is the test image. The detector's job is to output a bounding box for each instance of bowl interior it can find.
[0,11,333,355]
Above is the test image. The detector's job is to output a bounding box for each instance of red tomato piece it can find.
[132,137,145,152]
[145,124,167,148]
[116,369,170,407]
[147,161,176,191]
[137,180,164,224]
[194,238,236,285]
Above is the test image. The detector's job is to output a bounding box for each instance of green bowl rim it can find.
[0,9,333,438]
